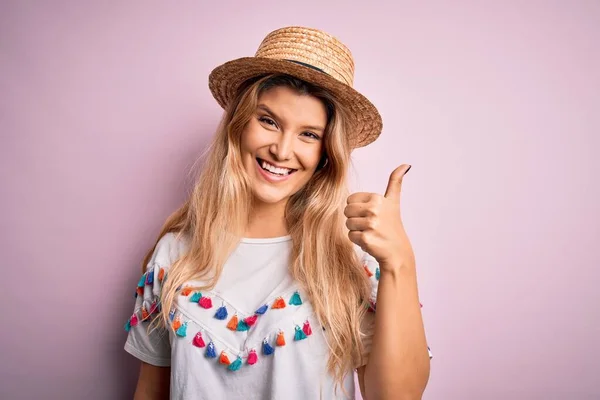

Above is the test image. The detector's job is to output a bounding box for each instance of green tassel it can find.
[124,320,131,332]
[176,322,188,337]
[236,320,250,331]
[190,292,202,302]
[375,267,380,280]
[289,291,303,306]
[228,356,243,371]
[294,325,307,341]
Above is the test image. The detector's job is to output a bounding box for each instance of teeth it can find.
[261,160,292,176]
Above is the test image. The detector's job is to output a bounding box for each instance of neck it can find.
[245,199,288,238]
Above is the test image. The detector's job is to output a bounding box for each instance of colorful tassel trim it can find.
[181,287,193,296]
[247,349,258,365]
[205,341,217,358]
[255,304,268,315]
[294,325,307,341]
[149,301,158,315]
[228,356,243,371]
[303,320,312,336]
[172,318,182,331]
[214,306,228,320]
[199,297,213,309]
[190,292,202,302]
[289,291,303,306]
[236,320,250,332]
[219,351,231,365]
[276,331,286,347]
[158,268,165,282]
[193,331,206,348]
[136,287,144,297]
[364,264,373,277]
[176,322,188,337]
[141,307,150,320]
[137,275,146,287]
[130,314,139,327]
[375,267,380,280]
[169,309,176,321]
[145,271,154,285]
[244,315,258,327]
[124,320,131,332]
[272,297,286,309]
[226,315,238,331]
[262,339,275,355]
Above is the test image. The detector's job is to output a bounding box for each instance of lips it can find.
[255,158,297,182]
[256,158,297,176]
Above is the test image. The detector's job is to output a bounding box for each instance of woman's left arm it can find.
[346,165,430,400]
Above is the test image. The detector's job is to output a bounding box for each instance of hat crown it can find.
[254,26,355,87]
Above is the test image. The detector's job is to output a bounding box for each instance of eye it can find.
[301,132,321,140]
[258,116,277,127]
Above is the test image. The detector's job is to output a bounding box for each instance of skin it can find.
[133,87,430,399]
[241,85,326,238]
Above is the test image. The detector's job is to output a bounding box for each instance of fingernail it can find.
[404,165,412,175]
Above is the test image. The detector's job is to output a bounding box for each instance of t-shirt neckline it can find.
[240,235,292,244]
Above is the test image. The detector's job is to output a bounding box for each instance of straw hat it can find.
[208,26,382,149]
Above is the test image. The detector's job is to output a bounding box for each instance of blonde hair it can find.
[144,74,372,388]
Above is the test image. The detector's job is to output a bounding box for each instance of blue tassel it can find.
[255,304,268,315]
[176,322,188,337]
[375,267,380,280]
[205,341,217,358]
[190,292,202,302]
[236,320,250,331]
[289,291,303,306]
[124,320,131,332]
[137,275,146,287]
[228,356,243,371]
[294,326,307,341]
[146,271,154,285]
[262,339,274,355]
[169,309,176,321]
[214,306,228,320]
[134,291,138,298]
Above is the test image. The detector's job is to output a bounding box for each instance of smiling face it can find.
[240,85,327,208]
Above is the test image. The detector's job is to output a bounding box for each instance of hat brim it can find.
[208,57,382,149]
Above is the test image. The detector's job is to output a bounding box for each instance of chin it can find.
[251,185,293,205]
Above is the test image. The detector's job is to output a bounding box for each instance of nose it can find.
[269,132,294,162]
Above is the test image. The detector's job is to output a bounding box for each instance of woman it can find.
[124,26,431,400]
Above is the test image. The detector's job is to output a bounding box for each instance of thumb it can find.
[384,164,411,201]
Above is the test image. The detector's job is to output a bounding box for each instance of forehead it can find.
[257,86,327,128]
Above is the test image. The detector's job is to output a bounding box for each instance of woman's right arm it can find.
[133,362,170,400]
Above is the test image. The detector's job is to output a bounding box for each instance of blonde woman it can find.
[124,26,431,400]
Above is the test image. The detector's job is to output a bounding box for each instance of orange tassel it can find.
[276,330,286,347]
[172,318,182,331]
[141,307,149,320]
[227,315,239,331]
[136,287,144,296]
[158,268,165,282]
[363,264,373,277]
[219,351,231,365]
[181,287,193,296]
[272,297,286,309]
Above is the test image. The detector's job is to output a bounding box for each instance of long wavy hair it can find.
[144,74,372,387]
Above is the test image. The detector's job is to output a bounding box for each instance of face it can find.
[240,85,327,207]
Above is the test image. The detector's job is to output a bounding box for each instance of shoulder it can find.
[145,232,190,270]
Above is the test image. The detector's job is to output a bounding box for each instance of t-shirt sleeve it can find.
[358,248,433,365]
[123,232,187,367]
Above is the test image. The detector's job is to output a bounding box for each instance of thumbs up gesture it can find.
[345,164,415,270]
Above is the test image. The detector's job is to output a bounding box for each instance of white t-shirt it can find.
[123,232,383,399]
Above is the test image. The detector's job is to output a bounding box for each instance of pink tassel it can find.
[302,320,312,336]
[247,349,258,365]
[130,314,139,327]
[193,331,206,348]
[244,315,258,327]
[199,296,213,309]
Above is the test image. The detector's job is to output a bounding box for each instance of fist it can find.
[344,165,415,270]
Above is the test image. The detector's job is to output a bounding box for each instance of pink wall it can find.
[2,1,599,399]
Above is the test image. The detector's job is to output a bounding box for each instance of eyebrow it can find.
[257,104,325,133]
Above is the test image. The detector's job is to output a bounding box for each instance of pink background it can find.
[2,1,599,399]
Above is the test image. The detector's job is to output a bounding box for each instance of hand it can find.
[344,164,415,271]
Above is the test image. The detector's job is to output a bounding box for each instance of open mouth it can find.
[256,158,297,176]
